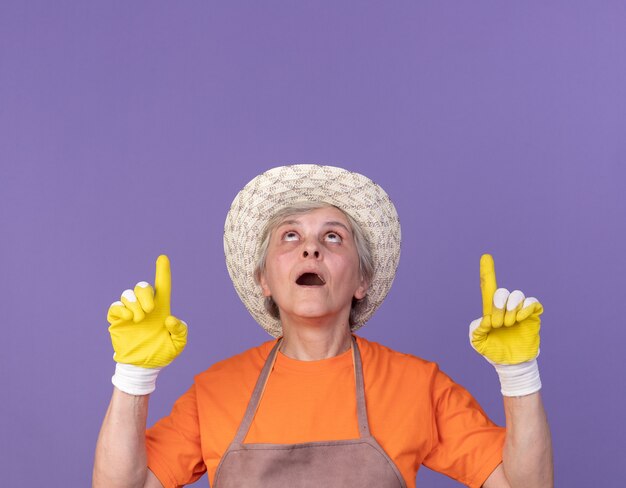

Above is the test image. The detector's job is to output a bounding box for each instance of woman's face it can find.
[259,206,368,327]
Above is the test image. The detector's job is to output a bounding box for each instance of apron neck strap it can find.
[232,334,371,444]
[351,334,371,438]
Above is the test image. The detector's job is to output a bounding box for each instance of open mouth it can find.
[296,272,326,286]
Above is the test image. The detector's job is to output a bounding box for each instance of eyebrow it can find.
[277,220,352,234]
[324,221,352,233]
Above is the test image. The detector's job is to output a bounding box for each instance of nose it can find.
[302,239,320,259]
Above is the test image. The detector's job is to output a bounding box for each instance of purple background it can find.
[1,2,624,486]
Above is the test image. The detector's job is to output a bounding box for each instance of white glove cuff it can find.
[493,359,542,397]
[112,363,162,396]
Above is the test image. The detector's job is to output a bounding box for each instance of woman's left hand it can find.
[469,254,543,365]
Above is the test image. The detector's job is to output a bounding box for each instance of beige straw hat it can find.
[223,164,401,337]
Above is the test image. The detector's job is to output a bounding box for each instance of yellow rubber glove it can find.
[469,254,544,397]
[470,254,543,365]
[107,255,187,369]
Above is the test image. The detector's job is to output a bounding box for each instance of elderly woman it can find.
[93,165,552,488]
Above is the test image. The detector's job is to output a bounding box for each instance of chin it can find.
[291,309,330,320]
[287,306,350,324]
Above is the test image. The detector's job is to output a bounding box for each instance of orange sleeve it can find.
[422,366,505,488]
[145,384,207,488]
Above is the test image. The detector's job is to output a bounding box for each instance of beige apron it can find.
[213,336,407,487]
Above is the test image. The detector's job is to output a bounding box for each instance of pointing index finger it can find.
[480,254,497,316]
[154,254,171,309]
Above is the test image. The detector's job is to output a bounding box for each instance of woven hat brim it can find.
[224,164,401,337]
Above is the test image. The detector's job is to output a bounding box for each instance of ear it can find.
[259,272,272,297]
[354,276,369,300]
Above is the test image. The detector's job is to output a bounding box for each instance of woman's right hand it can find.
[108,255,188,369]
[93,256,180,487]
